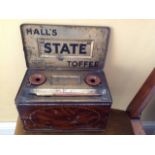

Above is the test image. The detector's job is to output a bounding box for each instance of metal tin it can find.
[16,24,112,133]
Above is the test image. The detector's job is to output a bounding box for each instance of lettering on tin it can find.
[67,61,99,68]
[25,28,57,36]
[44,42,87,55]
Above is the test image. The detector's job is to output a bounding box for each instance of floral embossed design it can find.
[25,107,106,130]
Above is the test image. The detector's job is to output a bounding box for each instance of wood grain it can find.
[127,68,155,118]
[130,119,145,135]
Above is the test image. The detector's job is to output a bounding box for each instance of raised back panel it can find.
[21,24,110,70]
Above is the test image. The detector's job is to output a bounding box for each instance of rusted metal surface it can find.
[18,69,112,103]
[16,24,112,103]
[28,71,107,97]
[85,74,102,86]
[15,24,112,132]
[30,88,106,97]
[21,24,110,70]
[29,73,46,85]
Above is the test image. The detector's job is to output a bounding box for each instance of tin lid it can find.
[21,24,110,70]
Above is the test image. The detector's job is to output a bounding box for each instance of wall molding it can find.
[0,122,16,135]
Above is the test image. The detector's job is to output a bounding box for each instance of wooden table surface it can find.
[15,109,134,135]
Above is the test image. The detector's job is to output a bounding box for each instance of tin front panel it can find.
[21,24,110,70]
[18,105,110,132]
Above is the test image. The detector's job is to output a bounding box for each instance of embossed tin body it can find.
[15,24,112,132]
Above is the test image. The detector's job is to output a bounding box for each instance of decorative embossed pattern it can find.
[18,105,110,131]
